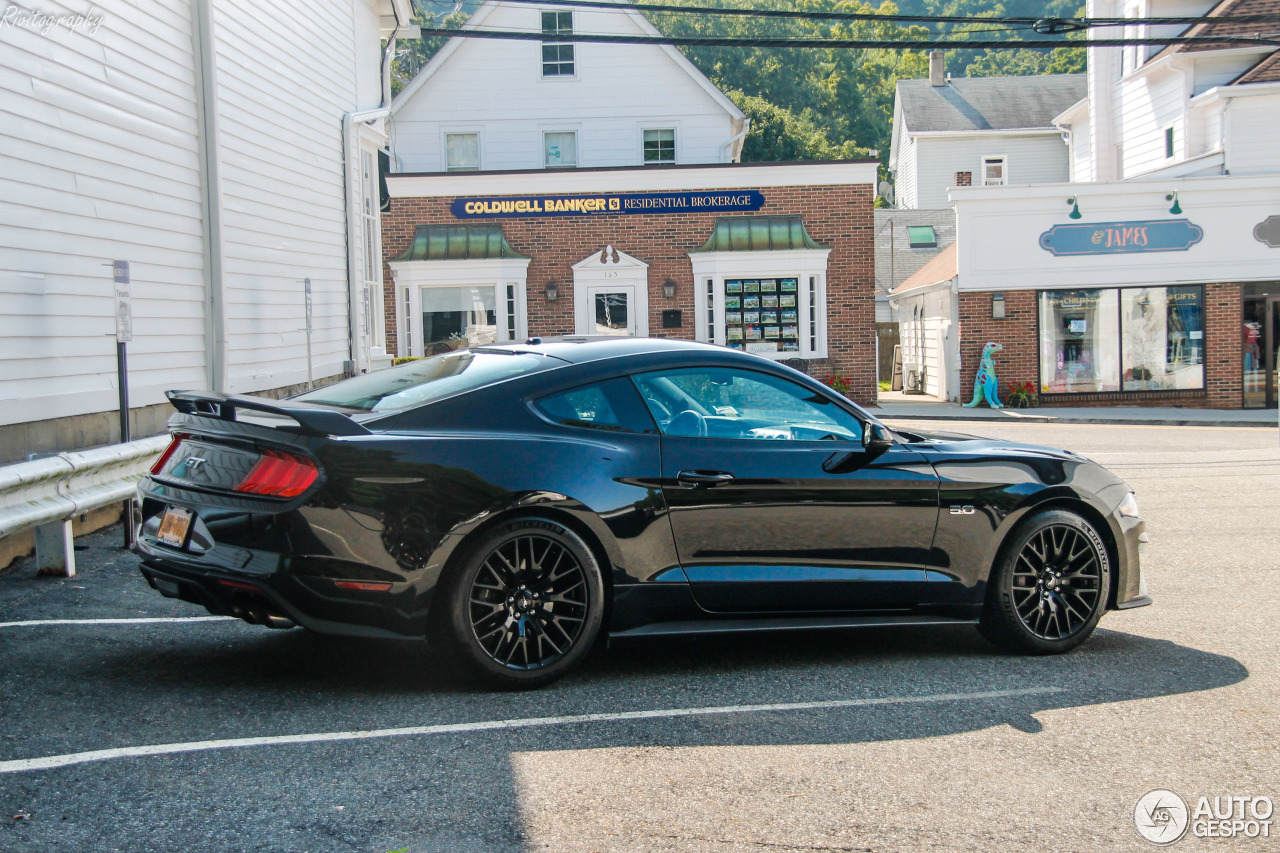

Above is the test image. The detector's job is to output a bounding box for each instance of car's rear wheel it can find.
[979,509,1110,655]
[432,517,605,689]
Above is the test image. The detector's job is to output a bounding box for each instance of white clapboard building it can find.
[388,0,749,172]
[0,0,414,463]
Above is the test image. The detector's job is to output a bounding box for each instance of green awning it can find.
[392,224,529,261]
[693,216,828,252]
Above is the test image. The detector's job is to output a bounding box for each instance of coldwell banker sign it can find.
[1039,218,1204,256]
[452,190,765,219]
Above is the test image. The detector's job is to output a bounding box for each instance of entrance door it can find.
[1243,297,1280,409]
[584,285,638,337]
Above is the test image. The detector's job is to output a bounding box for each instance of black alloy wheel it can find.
[980,509,1111,655]
[434,518,605,688]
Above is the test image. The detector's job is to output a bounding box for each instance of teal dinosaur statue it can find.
[964,341,1004,409]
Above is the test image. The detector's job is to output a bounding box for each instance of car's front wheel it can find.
[432,517,605,689]
[979,509,1111,654]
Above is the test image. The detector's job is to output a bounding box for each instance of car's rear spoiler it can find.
[165,390,371,437]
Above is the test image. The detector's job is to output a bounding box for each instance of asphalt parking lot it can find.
[1,421,1277,853]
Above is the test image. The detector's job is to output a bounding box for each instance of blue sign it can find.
[452,190,765,219]
[1039,219,1204,256]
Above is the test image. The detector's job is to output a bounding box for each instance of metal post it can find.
[112,260,135,548]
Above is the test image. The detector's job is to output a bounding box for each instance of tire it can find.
[979,509,1111,655]
[431,517,605,689]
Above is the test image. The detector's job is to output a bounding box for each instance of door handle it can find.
[677,470,735,487]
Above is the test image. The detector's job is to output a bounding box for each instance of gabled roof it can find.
[896,74,1086,134]
[1149,0,1280,63]
[891,243,957,296]
[1235,49,1280,84]
[391,0,745,125]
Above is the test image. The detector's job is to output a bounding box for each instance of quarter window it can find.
[541,11,574,76]
[632,368,862,442]
[643,129,676,165]
[533,379,657,433]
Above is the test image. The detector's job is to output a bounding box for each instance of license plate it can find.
[156,506,194,547]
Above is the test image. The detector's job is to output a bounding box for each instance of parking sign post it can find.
[112,260,135,547]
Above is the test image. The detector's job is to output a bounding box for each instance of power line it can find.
[425,0,1280,31]
[417,26,1280,50]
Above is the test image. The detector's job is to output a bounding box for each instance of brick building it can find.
[382,162,880,404]
[891,176,1279,409]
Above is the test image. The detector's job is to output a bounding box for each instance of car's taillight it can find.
[150,435,186,475]
[235,449,318,498]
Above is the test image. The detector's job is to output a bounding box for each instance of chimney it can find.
[929,50,945,87]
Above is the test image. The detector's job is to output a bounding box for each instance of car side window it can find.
[631,368,863,442]
[532,378,658,434]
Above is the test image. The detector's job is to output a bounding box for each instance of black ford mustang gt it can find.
[134,338,1149,688]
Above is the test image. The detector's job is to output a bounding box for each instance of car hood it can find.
[890,426,1090,463]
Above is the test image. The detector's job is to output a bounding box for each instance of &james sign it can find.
[1039,218,1204,256]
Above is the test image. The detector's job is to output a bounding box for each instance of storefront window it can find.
[1120,287,1203,390]
[1040,286,1205,395]
[1039,290,1120,393]
[420,286,497,354]
[723,278,801,354]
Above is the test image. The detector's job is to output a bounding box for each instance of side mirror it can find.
[863,423,894,452]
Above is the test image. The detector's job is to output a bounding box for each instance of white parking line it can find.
[0,686,1061,774]
[0,616,236,629]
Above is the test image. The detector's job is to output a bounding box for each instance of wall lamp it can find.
[1067,196,1082,219]
[992,292,1006,319]
[544,281,559,302]
[1166,191,1182,215]
[662,277,677,299]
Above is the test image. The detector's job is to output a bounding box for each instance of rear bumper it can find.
[134,533,428,639]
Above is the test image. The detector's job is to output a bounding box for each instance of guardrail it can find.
[0,435,170,576]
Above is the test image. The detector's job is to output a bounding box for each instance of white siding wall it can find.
[896,288,950,399]
[0,0,387,435]
[0,1,208,426]
[1117,65,1185,177]
[1071,114,1094,182]
[212,0,363,394]
[390,5,737,171]
[912,134,1070,208]
[1226,94,1280,176]
[895,132,919,209]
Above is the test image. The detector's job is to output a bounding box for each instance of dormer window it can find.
[541,11,574,77]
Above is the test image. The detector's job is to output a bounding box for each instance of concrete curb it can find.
[873,411,1278,429]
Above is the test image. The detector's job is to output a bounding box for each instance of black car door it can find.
[632,366,940,613]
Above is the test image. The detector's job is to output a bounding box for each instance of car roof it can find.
[475,336,744,365]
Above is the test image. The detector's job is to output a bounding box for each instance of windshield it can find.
[291,350,561,412]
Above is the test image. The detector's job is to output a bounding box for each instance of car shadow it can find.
[0,621,1250,853]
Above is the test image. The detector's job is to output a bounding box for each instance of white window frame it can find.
[687,248,831,361]
[354,127,387,364]
[641,128,677,165]
[387,259,530,358]
[980,155,1008,187]
[443,131,481,172]
[572,246,650,337]
[540,10,575,78]
[1163,124,1176,159]
[543,130,579,169]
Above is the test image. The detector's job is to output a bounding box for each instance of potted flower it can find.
[1005,381,1039,409]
